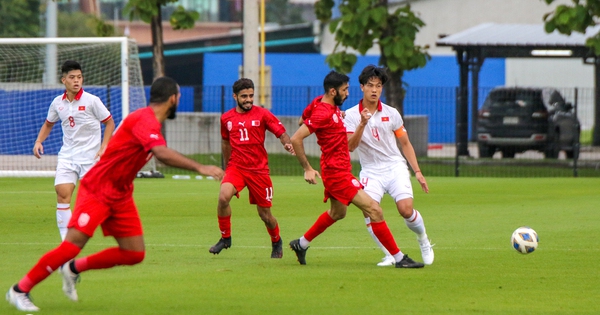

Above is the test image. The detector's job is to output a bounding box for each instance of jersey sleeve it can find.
[132,118,166,152]
[91,96,112,122]
[264,109,286,138]
[220,114,230,141]
[304,106,329,134]
[343,107,359,133]
[391,109,406,138]
[46,100,59,123]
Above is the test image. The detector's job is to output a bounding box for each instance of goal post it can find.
[0,37,147,177]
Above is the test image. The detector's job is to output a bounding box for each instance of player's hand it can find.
[284,143,296,156]
[304,169,321,185]
[199,165,224,181]
[95,145,107,160]
[360,108,372,126]
[33,142,44,159]
[415,172,429,193]
[340,110,346,119]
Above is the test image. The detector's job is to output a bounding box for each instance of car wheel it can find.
[544,143,559,159]
[501,149,516,158]
[478,143,494,158]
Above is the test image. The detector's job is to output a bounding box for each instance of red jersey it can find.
[221,105,286,173]
[81,107,166,203]
[302,96,352,173]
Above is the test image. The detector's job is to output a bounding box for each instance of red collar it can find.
[62,88,84,101]
[358,99,382,112]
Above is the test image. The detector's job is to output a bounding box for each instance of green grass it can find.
[1,177,599,314]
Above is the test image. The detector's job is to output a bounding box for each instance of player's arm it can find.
[291,124,320,184]
[151,145,224,180]
[97,117,115,159]
[221,139,232,167]
[397,132,429,193]
[33,121,55,159]
[278,132,295,155]
[347,108,371,152]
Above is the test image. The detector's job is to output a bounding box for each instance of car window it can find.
[484,90,546,113]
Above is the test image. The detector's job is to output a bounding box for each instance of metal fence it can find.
[158,85,600,178]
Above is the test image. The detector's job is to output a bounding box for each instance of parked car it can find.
[476,87,580,158]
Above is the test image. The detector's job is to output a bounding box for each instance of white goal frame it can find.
[0,37,146,177]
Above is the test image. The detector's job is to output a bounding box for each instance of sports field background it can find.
[1,176,598,314]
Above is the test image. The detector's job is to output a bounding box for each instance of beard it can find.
[237,100,253,112]
[167,103,177,119]
[333,93,346,106]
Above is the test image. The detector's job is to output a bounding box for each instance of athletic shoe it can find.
[59,261,80,301]
[6,286,40,312]
[271,239,283,258]
[418,238,435,265]
[376,255,395,267]
[289,239,308,265]
[209,237,231,254]
[395,254,425,268]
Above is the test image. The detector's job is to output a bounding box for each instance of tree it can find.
[124,0,199,80]
[315,0,429,115]
[542,0,600,145]
[0,0,40,38]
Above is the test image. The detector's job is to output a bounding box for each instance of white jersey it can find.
[46,89,112,164]
[344,100,407,172]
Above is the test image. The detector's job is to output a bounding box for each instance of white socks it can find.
[299,236,310,249]
[365,217,391,256]
[405,209,427,239]
[56,203,71,241]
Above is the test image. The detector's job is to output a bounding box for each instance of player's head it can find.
[233,78,254,112]
[150,76,180,120]
[359,65,387,102]
[60,60,83,94]
[323,71,349,106]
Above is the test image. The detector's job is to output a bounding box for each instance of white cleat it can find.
[418,238,435,265]
[6,286,40,312]
[59,261,80,301]
[376,255,396,267]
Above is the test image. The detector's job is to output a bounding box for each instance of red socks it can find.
[75,247,145,272]
[266,224,280,243]
[18,241,81,292]
[304,211,336,242]
[218,215,231,238]
[371,221,400,256]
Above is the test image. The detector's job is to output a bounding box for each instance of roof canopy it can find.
[436,23,600,59]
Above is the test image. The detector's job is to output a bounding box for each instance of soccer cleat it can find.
[418,238,435,265]
[395,254,425,268]
[289,239,308,265]
[209,237,231,254]
[6,286,40,312]
[271,238,283,258]
[59,261,80,301]
[376,255,395,267]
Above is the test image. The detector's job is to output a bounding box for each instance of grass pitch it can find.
[1,176,598,314]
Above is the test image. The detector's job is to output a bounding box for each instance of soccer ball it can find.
[511,227,539,254]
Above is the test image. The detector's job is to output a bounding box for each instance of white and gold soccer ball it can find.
[511,227,539,254]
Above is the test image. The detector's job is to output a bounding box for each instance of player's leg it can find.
[54,161,78,241]
[247,173,282,258]
[210,177,239,254]
[360,173,393,266]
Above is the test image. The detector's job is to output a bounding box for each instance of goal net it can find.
[0,37,147,177]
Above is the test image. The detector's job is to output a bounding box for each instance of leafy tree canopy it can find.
[543,0,600,53]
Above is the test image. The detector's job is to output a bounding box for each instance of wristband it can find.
[414,170,421,174]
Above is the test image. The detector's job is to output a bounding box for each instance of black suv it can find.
[476,87,580,159]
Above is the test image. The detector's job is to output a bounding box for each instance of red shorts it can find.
[321,169,362,205]
[222,167,273,208]
[68,183,143,238]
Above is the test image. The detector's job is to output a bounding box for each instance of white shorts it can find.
[359,166,413,203]
[55,160,95,186]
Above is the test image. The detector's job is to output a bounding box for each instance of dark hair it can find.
[323,71,349,93]
[149,76,179,103]
[233,78,254,94]
[358,65,388,85]
[61,60,82,75]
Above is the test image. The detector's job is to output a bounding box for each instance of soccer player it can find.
[6,76,224,312]
[32,60,115,241]
[288,70,424,269]
[345,65,434,267]
[209,78,295,259]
